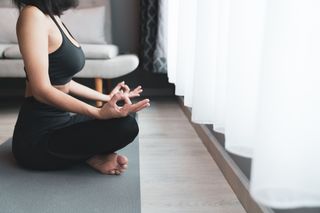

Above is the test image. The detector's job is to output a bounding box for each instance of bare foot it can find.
[86,153,129,175]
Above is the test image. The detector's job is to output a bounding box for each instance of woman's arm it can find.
[69,79,110,102]
[17,6,100,118]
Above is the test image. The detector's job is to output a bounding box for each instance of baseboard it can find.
[177,97,274,213]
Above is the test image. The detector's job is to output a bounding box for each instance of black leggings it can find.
[12,96,139,170]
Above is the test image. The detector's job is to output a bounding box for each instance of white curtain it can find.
[167,0,320,209]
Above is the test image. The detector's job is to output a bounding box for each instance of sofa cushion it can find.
[0,8,19,43]
[2,45,20,59]
[76,0,112,44]
[3,44,119,59]
[75,55,139,79]
[0,44,13,58]
[81,44,119,59]
[61,6,107,44]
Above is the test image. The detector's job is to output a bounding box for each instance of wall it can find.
[109,0,173,93]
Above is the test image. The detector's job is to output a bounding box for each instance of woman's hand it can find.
[109,81,143,100]
[98,92,150,119]
[125,85,143,98]
[109,81,126,99]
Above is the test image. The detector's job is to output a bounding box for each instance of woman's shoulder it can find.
[17,5,47,25]
[16,5,49,32]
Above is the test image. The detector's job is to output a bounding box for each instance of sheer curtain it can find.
[167,0,320,209]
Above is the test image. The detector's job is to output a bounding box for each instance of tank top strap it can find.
[48,14,77,41]
[48,14,64,35]
[61,22,76,40]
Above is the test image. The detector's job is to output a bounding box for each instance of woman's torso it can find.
[25,12,85,97]
[14,7,85,147]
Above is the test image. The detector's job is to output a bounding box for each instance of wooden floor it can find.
[0,97,246,213]
[139,98,245,213]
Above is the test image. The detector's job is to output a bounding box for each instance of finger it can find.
[136,89,143,94]
[111,81,125,94]
[119,105,130,117]
[129,89,143,98]
[116,81,125,90]
[109,92,124,106]
[135,89,143,93]
[134,85,142,91]
[134,100,150,111]
[129,99,150,112]
[133,102,150,112]
[132,90,143,96]
[133,86,142,92]
[122,84,131,94]
[123,95,132,105]
[129,93,140,98]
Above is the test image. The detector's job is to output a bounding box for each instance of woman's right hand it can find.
[98,92,150,119]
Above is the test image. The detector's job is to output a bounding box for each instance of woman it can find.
[11,0,150,175]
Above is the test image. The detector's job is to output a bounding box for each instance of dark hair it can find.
[12,0,79,16]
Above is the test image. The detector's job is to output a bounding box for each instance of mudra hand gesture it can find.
[109,81,143,99]
[98,82,150,119]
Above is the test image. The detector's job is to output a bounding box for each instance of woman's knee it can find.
[121,115,139,141]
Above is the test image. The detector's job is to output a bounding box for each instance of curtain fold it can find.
[167,0,320,209]
[140,0,167,74]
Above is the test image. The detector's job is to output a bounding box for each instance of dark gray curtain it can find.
[140,0,167,74]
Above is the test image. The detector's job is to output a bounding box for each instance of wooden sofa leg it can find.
[107,79,112,93]
[95,78,103,107]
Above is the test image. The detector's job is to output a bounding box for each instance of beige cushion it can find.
[3,45,19,59]
[61,6,107,44]
[3,44,119,59]
[81,44,119,59]
[0,59,25,78]
[0,44,12,58]
[75,55,139,78]
[0,8,19,43]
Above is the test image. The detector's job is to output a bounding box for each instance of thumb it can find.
[109,92,123,107]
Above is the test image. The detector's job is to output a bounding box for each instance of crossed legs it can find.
[45,113,139,175]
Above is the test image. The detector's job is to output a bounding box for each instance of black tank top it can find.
[24,14,85,85]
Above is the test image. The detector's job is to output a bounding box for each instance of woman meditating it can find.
[11,0,150,175]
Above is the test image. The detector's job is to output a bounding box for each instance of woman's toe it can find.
[119,168,126,173]
[117,155,128,165]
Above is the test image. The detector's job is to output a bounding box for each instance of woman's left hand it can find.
[124,85,143,98]
[108,81,143,101]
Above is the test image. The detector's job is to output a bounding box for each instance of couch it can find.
[0,0,139,106]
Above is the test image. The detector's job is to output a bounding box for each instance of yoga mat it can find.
[0,136,141,213]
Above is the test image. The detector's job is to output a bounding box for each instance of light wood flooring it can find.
[0,97,246,213]
[139,97,245,213]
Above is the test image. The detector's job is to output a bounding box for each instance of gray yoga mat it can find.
[0,137,141,213]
